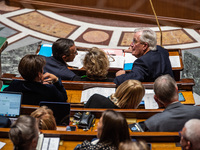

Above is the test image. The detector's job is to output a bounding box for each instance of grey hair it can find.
[134,28,157,50]
[184,119,200,150]
[153,74,177,103]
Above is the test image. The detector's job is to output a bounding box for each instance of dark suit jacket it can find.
[144,102,200,132]
[4,79,67,105]
[85,94,119,109]
[114,45,174,85]
[44,56,77,80]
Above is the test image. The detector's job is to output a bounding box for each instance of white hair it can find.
[134,28,157,50]
[184,119,200,149]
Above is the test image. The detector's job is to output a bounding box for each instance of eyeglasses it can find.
[130,39,145,47]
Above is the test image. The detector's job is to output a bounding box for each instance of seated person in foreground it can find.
[180,119,200,150]
[43,38,80,80]
[114,28,174,85]
[9,115,39,150]
[75,110,131,150]
[73,47,113,82]
[31,106,57,130]
[144,74,200,132]
[4,55,67,105]
[85,80,145,109]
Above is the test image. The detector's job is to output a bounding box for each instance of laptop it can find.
[39,101,70,126]
[0,91,22,123]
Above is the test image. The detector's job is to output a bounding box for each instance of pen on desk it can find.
[122,49,125,57]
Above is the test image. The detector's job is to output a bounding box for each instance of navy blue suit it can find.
[4,79,67,105]
[44,56,77,80]
[114,46,174,85]
[144,102,200,132]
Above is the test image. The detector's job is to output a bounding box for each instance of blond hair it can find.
[111,80,145,109]
[31,106,57,130]
[119,140,149,150]
[83,47,109,80]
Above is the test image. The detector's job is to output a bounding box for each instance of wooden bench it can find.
[0,128,181,150]
[1,73,195,106]
[0,73,194,91]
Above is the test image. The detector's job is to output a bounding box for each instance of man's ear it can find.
[154,95,165,108]
[143,42,149,50]
[62,55,67,62]
[31,138,38,149]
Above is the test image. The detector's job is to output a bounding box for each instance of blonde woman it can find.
[31,106,57,130]
[85,80,145,109]
[73,47,113,82]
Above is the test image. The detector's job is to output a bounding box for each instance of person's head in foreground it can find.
[97,110,131,149]
[52,38,77,62]
[83,47,109,80]
[110,80,145,109]
[18,55,46,82]
[31,106,57,130]
[119,140,150,150]
[180,119,200,150]
[9,115,39,150]
[130,28,157,58]
[153,74,178,108]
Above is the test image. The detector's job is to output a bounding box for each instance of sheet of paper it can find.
[48,138,60,150]
[81,87,116,103]
[42,137,60,150]
[103,48,123,56]
[41,138,49,150]
[67,51,87,69]
[169,56,181,68]
[124,53,137,64]
[109,56,124,69]
[143,89,158,109]
[0,141,6,149]
[36,133,44,150]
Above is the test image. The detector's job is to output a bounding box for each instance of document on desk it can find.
[109,56,125,69]
[124,53,137,64]
[143,89,158,109]
[0,141,6,149]
[81,87,116,103]
[169,56,181,68]
[67,51,87,69]
[41,137,60,150]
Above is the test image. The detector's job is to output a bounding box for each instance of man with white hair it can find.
[180,119,200,150]
[114,28,174,85]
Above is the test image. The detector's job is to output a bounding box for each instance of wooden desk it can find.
[0,73,195,106]
[0,128,181,150]
[66,89,195,106]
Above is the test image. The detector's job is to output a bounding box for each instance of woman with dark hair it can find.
[4,54,67,105]
[75,110,131,150]
[9,115,39,150]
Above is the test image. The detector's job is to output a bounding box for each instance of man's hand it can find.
[123,46,132,53]
[116,70,126,77]
[42,72,58,84]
